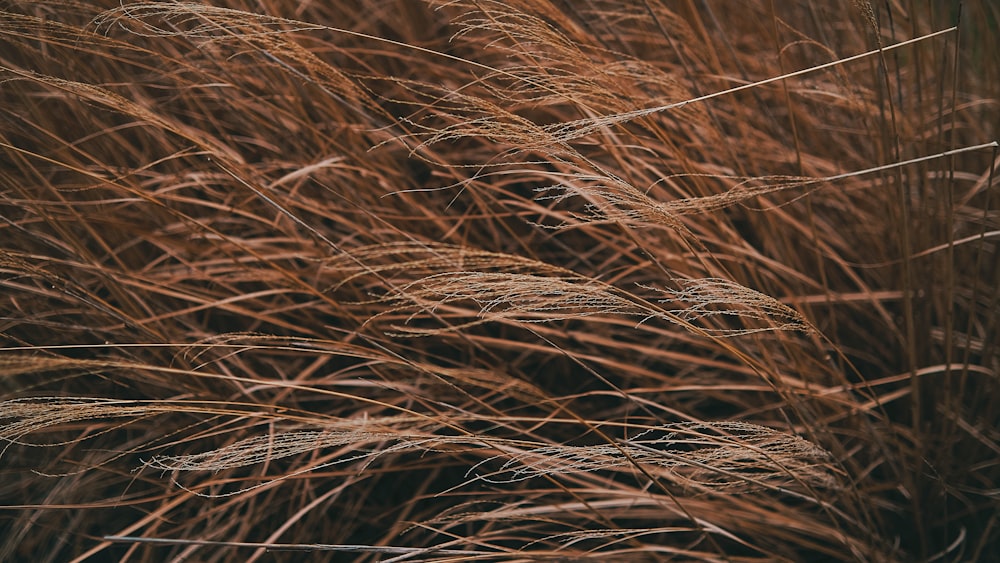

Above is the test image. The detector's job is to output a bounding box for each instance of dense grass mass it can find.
[1,1,998,561]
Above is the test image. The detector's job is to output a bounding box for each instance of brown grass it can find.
[1,1,997,561]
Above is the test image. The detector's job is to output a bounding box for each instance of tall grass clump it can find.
[1,1,997,561]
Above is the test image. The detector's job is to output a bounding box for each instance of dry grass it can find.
[1,1,997,561]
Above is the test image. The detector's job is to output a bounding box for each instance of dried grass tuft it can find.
[2,0,997,561]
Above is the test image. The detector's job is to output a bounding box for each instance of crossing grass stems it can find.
[1,1,998,561]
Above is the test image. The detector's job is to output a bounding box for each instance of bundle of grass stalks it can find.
[1,1,997,561]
